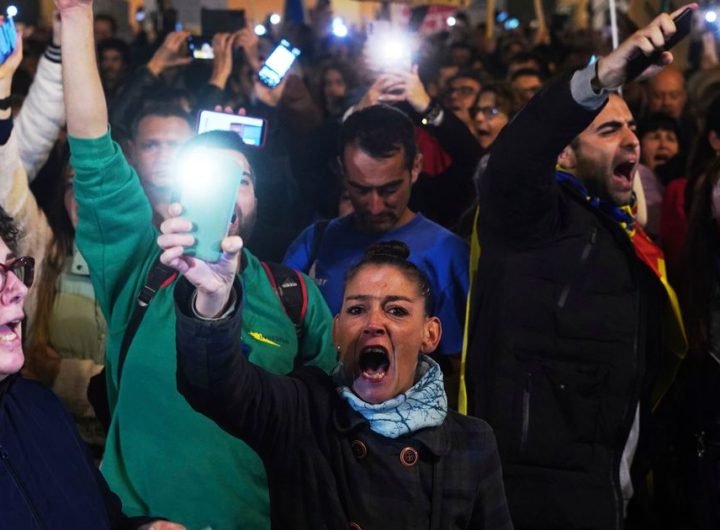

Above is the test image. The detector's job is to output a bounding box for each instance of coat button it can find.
[400,447,419,467]
[351,440,368,460]
[350,523,362,530]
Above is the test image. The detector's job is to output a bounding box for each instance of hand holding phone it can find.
[175,150,244,262]
[624,7,694,80]
[0,15,17,65]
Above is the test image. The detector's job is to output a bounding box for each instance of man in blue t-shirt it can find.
[284,105,469,395]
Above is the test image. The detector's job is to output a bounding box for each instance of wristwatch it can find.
[420,100,444,126]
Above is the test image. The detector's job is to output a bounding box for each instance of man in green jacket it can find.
[55,1,337,529]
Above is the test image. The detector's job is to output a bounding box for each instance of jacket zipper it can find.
[611,265,643,530]
[0,445,46,529]
[520,372,532,452]
[557,227,598,308]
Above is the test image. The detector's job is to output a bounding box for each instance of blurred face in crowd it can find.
[223,149,258,242]
[640,128,679,170]
[473,91,510,149]
[445,76,482,119]
[559,94,639,206]
[99,48,126,86]
[0,238,30,382]
[646,67,687,119]
[323,68,347,106]
[511,73,542,106]
[130,115,193,213]
[334,263,440,404]
[342,144,421,233]
[436,65,459,94]
[94,18,115,43]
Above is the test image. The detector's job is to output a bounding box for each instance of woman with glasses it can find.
[471,83,516,150]
[0,205,182,529]
[0,17,107,456]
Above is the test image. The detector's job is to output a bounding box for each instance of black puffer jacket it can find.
[465,71,683,530]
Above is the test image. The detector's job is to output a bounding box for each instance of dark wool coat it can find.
[0,375,155,530]
[174,278,513,530]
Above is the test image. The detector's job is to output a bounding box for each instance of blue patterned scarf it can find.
[334,355,448,439]
[556,169,637,234]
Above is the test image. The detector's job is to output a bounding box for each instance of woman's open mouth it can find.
[358,346,390,382]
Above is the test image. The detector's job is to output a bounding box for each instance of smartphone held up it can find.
[174,149,245,263]
[0,6,18,64]
[257,39,300,88]
[196,110,266,147]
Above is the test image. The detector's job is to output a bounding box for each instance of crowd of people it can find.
[2,0,720,528]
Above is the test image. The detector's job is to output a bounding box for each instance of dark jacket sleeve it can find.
[174,277,318,458]
[423,105,482,169]
[478,72,604,242]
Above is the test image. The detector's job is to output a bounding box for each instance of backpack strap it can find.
[260,261,308,341]
[117,258,177,384]
[88,256,177,431]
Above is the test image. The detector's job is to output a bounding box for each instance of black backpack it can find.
[87,258,309,430]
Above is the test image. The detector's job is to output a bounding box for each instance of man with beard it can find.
[55,1,337,528]
[284,105,468,386]
[461,7,690,529]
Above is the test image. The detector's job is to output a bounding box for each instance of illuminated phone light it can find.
[705,10,718,24]
[332,17,348,38]
[6,5,17,18]
[505,18,520,30]
[254,24,267,36]
[447,16,457,27]
[270,13,281,25]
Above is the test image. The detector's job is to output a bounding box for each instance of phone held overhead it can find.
[174,149,246,263]
[196,110,267,147]
[0,6,17,64]
[257,39,301,88]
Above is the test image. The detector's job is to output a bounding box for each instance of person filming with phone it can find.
[157,220,513,529]
[55,0,337,528]
[461,5,695,529]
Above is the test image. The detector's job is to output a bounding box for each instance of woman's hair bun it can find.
[363,241,410,261]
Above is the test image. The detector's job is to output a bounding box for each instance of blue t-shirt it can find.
[284,214,469,355]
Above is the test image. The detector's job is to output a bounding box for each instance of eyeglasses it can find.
[0,256,35,292]
[472,106,501,118]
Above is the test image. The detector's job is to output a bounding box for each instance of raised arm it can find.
[479,5,695,241]
[15,11,66,181]
[56,0,106,138]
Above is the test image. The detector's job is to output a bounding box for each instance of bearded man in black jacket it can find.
[461,7,691,530]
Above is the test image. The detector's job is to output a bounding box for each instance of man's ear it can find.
[420,316,442,354]
[410,153,423,185]
[557,144,577,170]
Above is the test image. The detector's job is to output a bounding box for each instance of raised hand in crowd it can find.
[594,4,696,90]
[158,203,242,318]
[146,30,192,77]
[235,27,260,72]
[209,32,235,90]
